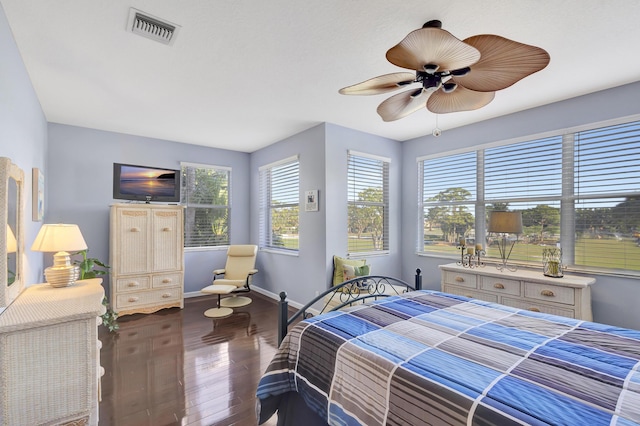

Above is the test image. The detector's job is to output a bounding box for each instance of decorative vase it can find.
[543,247,563,278]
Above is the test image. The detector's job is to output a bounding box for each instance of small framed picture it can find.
[32,168,44,221]
[305,190,318,212]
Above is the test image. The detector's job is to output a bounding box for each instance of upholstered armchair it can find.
[211,244,258,308]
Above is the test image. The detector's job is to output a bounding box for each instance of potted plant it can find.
[72,249,119,332]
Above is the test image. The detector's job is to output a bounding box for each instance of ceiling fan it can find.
[339,20,550,123]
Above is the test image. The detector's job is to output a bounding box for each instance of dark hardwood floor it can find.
[98,292,286,426]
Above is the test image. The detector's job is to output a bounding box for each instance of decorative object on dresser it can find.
[0,278,105,426]
[31,223,88,287]
[110,203,184,316]
[487,210,523,271]
[439,263,594,320]
[456,238,485,268]
[543,246,564,278]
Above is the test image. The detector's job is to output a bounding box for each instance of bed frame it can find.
[277,269,422,345]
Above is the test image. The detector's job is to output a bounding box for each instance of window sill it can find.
[259,247,299,257]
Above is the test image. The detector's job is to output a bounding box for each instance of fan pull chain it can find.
[432,115,442,137]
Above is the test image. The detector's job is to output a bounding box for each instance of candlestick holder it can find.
[474,249,486,268]
[456,242,470,267]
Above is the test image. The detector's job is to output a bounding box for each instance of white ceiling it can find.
[2,1,640,153]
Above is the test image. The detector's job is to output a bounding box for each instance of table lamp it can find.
[31,224,87,287]
[488,211,523,271]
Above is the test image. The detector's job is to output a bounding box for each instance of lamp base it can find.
[45,265,80,288]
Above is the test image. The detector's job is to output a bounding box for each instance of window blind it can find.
[417,118,640,274]
[573,121,640,271]
[259,156,299,251]
[347,152,389,254]
[181,163,231,248]
[419,151,476,252]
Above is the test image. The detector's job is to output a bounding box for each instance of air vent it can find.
[127,8,180,45]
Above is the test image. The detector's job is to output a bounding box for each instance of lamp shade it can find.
[6,224,17,254]
[31,224,88,253]
[488,211,523,234]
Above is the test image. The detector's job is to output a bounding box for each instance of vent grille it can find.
[127,8,180,45]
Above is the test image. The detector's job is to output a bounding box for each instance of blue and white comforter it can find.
[257,290,640,425]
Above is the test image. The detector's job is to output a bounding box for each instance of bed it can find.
[256,274,640,425]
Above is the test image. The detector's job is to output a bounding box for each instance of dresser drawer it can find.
[480,276,520,296]
[115,276,151,293]
[443,285,498,303]
[152,273,182,289]
[502,297,575,318]
[524,282,575,305]
[443,271,477,289]
[115,287,182,310]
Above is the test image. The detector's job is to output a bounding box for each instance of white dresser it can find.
[110,204,184,316]
[439,263,595,321]
[0,279,105,426]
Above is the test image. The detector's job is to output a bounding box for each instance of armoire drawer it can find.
[115,276,151,293]
[152,273,183,289]
[115,287,182,310]
[442,285,498,303]
[502,297,575,318]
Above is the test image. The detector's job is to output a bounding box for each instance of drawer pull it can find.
[541,289,555,297]
[162,278,172,284]
[127,282,139,287]
[130,227,140,232]
[128,297,139,302]
[528,307,541,312]
[162,293,172,298]
[494,283,505,289]
[455,276,465,283]
[162,227,172,232]
[465,294,472,298]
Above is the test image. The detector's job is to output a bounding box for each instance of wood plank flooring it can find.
[98,292,287,426]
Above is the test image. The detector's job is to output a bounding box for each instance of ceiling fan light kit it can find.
[339,19,550,127]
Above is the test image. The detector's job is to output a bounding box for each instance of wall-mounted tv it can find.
[113,163,181,203]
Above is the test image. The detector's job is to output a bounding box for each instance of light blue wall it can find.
[46,124,251,294]
[0,4,46,285]
[249,124,328,304]
[249,123,403,307]
[401,81,640,330]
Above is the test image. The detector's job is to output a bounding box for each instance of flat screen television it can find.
[113,163,181,203]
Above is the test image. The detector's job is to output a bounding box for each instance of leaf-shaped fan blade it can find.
[386,28,481,72]
[377,88,431,122]
[452,34,550,92]
[339,73,416,95]
[427,85,495,114]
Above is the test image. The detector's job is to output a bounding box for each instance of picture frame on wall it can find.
[32,168,44,221]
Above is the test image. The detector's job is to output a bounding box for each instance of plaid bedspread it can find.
[257,290,640,425]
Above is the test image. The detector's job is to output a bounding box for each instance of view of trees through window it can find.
[181,164,230,248]
[348,153,389,254]
[419,119,640,273]
[259,157,299,251]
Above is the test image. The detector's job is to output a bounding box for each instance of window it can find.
[348,151,389,254]
[181,163,231,248]
[418,119,640,274]
[259,156,299,251]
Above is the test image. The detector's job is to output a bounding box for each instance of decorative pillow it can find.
[332,256,366,285]
[342,264,371,281]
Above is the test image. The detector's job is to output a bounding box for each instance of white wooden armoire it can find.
[110,204,184,316]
